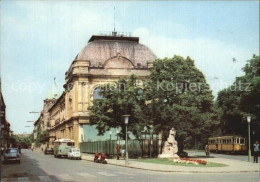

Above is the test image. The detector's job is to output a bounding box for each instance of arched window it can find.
[93,87,103,100]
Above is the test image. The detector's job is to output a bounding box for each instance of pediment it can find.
[104,55,134,69]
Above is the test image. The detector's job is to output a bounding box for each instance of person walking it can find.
[116,144,121,160]
[205,145,210,157]
[253,141,259,163]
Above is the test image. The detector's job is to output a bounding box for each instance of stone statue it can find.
[158,128,180,159]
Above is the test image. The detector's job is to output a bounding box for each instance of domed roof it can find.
[76,35,157,68]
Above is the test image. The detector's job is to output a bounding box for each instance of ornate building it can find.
[33,80,60,147]
[0,78,11,148]
[48,34,157,148]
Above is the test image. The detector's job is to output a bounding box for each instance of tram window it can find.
[240,139,245,144]
[228,139,231,144]
[237,138,239,143]
[232,138,234,144]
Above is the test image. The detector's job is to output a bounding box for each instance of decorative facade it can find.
[48,34,157,148]
[33,80,60,147]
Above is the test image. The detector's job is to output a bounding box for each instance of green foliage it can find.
[89,55,218,150]
[40,130,49,143]
[35,124,41,147]
[147,56,218,150]
[89,75,148,139]
[13,133,33,148]
[216,55,260,140]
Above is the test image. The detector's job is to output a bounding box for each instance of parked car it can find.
[68,148,81,160]
[4,148,20,163]
[44,148,54,155]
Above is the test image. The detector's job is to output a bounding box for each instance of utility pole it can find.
[0,110,4,181]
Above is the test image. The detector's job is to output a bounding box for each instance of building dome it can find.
[76,35,157,68]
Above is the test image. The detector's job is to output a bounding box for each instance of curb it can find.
[82,157,260,174]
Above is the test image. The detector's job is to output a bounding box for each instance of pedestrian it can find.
[205,145,210,157]
[18,145,21,153]
[253,141,259,163]
[116,144,121,160]
[31,146,34,152]
[121,148,125,159]
[1,147,4,155]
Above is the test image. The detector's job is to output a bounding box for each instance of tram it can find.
[208,135,247,153]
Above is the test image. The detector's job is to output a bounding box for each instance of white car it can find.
[68,148,81,160]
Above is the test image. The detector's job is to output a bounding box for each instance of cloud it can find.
[133,27,256,96]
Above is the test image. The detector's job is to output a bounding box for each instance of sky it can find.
[0,1,259,134]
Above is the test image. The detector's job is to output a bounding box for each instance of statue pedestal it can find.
[158,153,173,158]
[158,128,180,160]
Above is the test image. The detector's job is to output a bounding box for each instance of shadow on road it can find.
[1,150,61,181]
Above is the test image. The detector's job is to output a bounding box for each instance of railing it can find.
[79,139,162,158]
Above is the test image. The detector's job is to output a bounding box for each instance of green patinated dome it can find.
[45,80,61,100]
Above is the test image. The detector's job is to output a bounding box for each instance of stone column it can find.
[65,124,69,139]
[72,120,79,148]
[78,124,84,143]
[84,81,89,111]
[78,82,82,112]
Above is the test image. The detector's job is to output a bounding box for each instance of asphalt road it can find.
[1,149,259,182]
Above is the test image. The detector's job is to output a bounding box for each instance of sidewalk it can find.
[81,153,260,173]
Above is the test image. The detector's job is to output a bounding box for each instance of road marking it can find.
[115,172,137,176]
[78,173,96,178]
[97,172,117,176]
[39,176,53,181]
[18,177,29,182]
[57,174,74,181]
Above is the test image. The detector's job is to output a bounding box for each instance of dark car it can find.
[44,147,54,155]
[4,148,20,163]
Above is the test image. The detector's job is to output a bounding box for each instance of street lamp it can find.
[116,127,120,145]
[109,131,112,155]
[149,125,154,158]
[123,115,130,165]
[247,115,251,162]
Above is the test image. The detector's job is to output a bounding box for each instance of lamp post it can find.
[123,115,130,165]
[109,131,112,155]
[116,127,119,145]
[247,115,251,162]
[149,125,154,158]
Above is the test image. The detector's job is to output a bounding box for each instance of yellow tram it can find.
[208,135,247,153]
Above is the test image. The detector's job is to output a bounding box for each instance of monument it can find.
[158,128,180,160]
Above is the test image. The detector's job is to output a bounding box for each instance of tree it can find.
[13,134,33,148]
[40,130,49,143]
[89,75,148,139]
[90,55,218,153]
[146,56,218,151]
[217,55,260,141]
